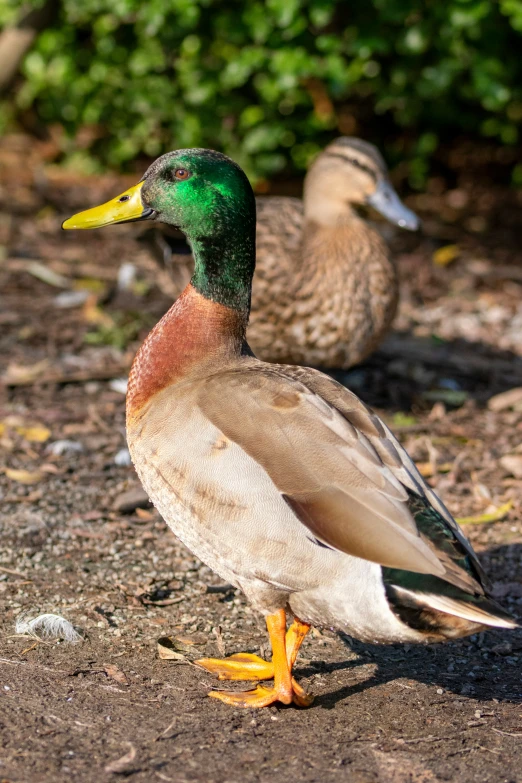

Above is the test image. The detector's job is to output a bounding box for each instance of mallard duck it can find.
[63,149,516,709]
[140,137,419,368]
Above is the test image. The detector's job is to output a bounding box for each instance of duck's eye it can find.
[174,168,190,181]
[118,195,130,202]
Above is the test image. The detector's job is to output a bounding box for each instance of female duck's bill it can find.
[367,179,420,231]
[62,181,155,229]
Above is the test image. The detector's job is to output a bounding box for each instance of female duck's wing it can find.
[197,364,480,593]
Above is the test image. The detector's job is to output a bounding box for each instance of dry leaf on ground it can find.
[15,425,51,443]
[103,664,129,686]
[432,244,459,267]
[4,468,45,484]
[457,500,513,525]
[157,637,187,660]
[3,359,50,384]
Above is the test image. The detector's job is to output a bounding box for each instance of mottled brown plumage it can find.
[143,137,419,368]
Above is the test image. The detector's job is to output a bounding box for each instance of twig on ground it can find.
[492,728,522,738]
[104,742,137,774]
[20,641,40,655]
[2,366,131,387]
[0,565,29,578]
[154,719,180,742]
[377,335,522,383]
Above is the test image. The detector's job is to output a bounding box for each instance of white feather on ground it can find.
[15,613,83,643]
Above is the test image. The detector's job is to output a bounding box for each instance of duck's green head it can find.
[63,149,256,311]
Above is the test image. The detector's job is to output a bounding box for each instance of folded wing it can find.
[198,364,481,588]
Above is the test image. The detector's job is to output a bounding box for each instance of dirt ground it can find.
[0,135,521,783]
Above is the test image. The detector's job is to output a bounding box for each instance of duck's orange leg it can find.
[285,617,313,706]
[198,610,312,708]
[286,616,311,668]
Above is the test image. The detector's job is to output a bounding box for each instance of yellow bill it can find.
[62,181,153,229]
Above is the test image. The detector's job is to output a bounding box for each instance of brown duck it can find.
[142,137,419,368]
[63,149,515,710]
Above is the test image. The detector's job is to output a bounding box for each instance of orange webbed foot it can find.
[196,652,274,681]
[208,678,313,708]
[209,683,289,708]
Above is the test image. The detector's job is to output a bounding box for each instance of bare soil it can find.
[0,134,521,783]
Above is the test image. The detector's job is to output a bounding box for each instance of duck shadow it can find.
[327,331,522,411]
[300,543,522,709]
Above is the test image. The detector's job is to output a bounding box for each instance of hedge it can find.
[2,0,522,184]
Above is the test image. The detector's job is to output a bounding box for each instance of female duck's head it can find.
[303,137,419,231]
[63,149,257,311]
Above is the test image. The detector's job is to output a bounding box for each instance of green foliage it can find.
[83,310,150,350]
[4,0,522,182]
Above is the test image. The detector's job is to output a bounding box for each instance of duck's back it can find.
[250,199,398,368]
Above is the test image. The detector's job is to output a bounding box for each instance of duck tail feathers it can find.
[390,585,518,630]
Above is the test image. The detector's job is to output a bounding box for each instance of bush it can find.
[4,0,522,183]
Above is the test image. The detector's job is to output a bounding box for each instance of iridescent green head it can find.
[63,149,257,312]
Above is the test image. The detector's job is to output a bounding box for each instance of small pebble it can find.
[117,262,137,291]
[110,378,128,395]
[47,440,84,456]
[53,290,89,309]
[113,486,151,514]
[114,448,132,466]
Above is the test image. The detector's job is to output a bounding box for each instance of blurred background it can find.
[1,0,522,185]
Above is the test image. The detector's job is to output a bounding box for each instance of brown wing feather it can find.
[278,364,486,589]
[198,364,447,576]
